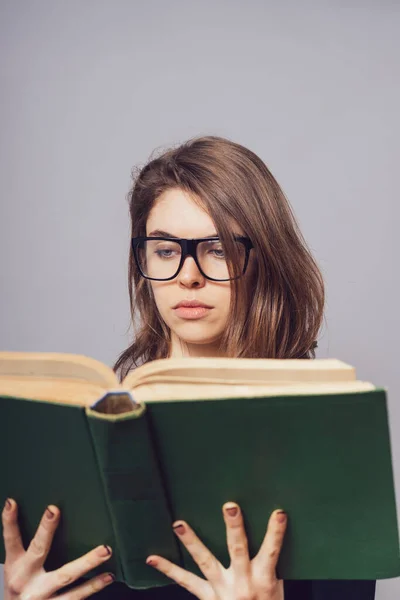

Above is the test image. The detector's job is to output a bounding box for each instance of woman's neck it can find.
[169,332,225,358]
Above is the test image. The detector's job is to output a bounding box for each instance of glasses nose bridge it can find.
[180,238,200,265]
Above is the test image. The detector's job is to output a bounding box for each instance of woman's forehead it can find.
[146,188,244,237]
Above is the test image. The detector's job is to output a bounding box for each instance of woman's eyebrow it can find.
[147,229,218,238]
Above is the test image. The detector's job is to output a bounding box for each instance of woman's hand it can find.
[146,503,287,600]
[2,498,115,599]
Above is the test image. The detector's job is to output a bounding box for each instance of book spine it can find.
[86,398,181,588]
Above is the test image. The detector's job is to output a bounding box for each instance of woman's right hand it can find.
[2,498,115,599]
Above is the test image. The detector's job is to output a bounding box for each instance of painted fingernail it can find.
[98,545,112,557]
[46,507,55,520]
[146,556,158,566]
[4,498,12,511]
[225,506,238,517]
[172,523,186,535]
[102,573,115,584]
[276,511,287,523]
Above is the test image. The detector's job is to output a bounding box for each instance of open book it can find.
[0,351,377,406]
[0,352,399,588]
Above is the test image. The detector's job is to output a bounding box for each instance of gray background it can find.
[0,1,399,598]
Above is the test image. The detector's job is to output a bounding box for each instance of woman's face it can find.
[145,188,246,356]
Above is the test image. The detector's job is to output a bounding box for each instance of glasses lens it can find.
[135,238,247,280]
[136,239,182,279]
[197,240,246,280]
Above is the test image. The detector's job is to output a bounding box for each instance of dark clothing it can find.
[90,579,376,599]
[284,580,376,599]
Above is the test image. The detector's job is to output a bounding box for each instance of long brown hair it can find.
[114,136,324,380]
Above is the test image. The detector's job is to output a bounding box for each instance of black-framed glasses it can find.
[131,236,254,281]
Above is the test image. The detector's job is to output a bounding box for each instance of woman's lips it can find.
[173,306,212,319]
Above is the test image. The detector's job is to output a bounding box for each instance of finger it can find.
[55,572,115,599]
[2,498,24,563]
[222,502,251,578]
[44,544,113,597]
[253,509,287,579]
[146,555,210,600]
[172,520,223,584]
[25,504,60,570]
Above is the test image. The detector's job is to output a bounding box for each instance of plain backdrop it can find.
[0,1,399,598]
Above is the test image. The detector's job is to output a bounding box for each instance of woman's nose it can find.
[177,256,206,288]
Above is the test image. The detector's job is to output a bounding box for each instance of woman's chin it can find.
[169,324,223,347]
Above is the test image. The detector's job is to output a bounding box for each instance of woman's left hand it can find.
[146,502,287,600]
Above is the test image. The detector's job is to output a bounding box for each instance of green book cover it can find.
[0,355,399,589]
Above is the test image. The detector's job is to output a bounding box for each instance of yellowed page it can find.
[0,352,119,388]
[123,357,356,390]
[132,380,376,403]
[0,377,105,405]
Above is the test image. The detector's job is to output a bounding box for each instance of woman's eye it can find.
[210,247,225,259]
[155,248,179,258]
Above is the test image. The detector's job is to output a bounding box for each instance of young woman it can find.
[2,136,376,600]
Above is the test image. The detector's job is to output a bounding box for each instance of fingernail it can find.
[225,506,238,517]
[276,510,287,523]
[146,556,157,566]
[4,498,12,511]
[98,545,112,557]
[46,507,55,520]
[102,573,115,584]
[172,523,186,535]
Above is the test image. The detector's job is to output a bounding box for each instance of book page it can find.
[0,378,106,406]
[123,357,357,390]
[0,352,119,388]
[132,380,376,403]
[0,352,120,406]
